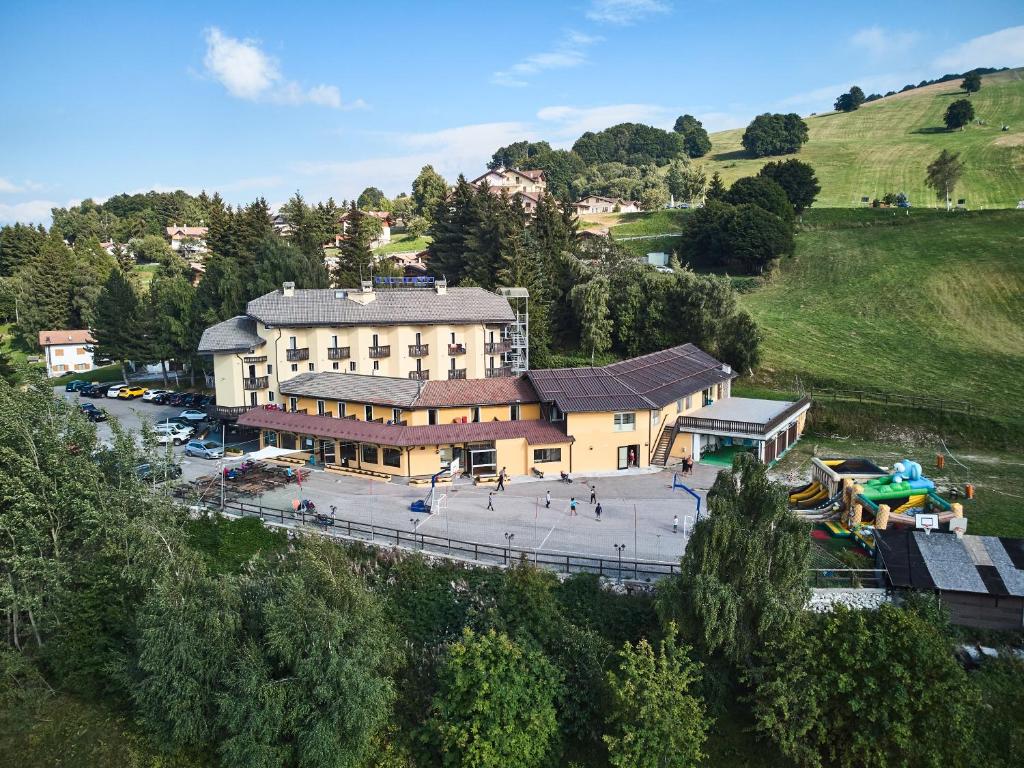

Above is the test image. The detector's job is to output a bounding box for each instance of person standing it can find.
[590,484,597,504]
[569,497,578,516]
[595,502,603,521]
[673,515,679,534]
[496,468,506,491]
[628,448,636,467]
[487,492,495,511]
[545,490,551,509]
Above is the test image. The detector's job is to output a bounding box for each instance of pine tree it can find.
[706,172,726,201]
[334,203,379,287]
[93,268,144,382]
[0,222,46,277]
[426,176,478,283]
[15,229,75,347]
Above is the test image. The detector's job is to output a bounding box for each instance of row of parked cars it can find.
[66,380,215,410]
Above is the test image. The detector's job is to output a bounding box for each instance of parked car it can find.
[156,416,193,428]
[179,409,208,422]
[142,389,171,402]
[136,462,183,482]
[118,386,147,399]
[88,384,114,398]
[166,392,189,406]
[79,403,108,422]
[184,439,224,459]
[185,393,209,407]
[199,394,215,407]
[155,424,194,445]
[106,384,128,398]
[65,379,90,392]
[150,391,171,404]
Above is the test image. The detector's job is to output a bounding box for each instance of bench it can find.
[325,463,391,481]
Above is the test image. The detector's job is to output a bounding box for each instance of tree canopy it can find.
[723,176,795,223]
[757,159,820,212]
[944,98,975,130]
[925,149,966,209]
[356,186,390,210]
[741,113,809,157]
[672,114,712,158]
[573,122,685,166]
[833,86,866,112]
[962,71,982,93]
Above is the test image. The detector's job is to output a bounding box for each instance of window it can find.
[613,412,636,432]
[349,362,356,372]
[288,336,297,350]
[308,363,315,371]
[676,398,683,413]
[488,330,495,343]
[392,408,402,423]
[383,448,402,468]
[250,391,257,406]
[281,433,297,450]
[428,409,438,425]
[361,444,379,464]
[373,360,379,371]
[339,402,346,417]
[685,394,692,410]
[533,448,561,463]
[291,364,298,372]
[547,404,564,422]
[364,405,373,421]
[415,332,421,345]
[450,332,456,344]
[510,403,520,421]
[268,391,275,402]
[53,348,64,357]
[331,334,338,347]
[289,397,298,412]
[471,406,481,423]
[267,364,273,374]
[332,362,339,370]
[263,430,277,447]
[372,333,379,347]
[717,384,723,400]
[317,400,326,416]
[77,347,86,354]
[489,356,495,369]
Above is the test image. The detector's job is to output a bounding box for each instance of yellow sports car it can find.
[117,386,147,399]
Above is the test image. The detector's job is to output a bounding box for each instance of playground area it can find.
[183,463,717,563]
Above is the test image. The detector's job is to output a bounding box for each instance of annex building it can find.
[199,281,809,479]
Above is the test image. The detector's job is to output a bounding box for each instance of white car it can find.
[142,389,171,402]
[155,424,194,446]
[179,409,208,422]
[106,384,127,398]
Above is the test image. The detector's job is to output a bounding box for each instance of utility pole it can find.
[613,543,626,584]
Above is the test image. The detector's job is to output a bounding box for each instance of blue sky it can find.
[1,0,1022,224]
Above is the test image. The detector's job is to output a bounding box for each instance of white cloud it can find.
[0,199,61,226]
[537,103,675,139]
[202,27,355,109]
[850,26,920,59]
[585,0,670,25]
[0,178,21,193]
[934,25,1024,71]
[492,31,601,87]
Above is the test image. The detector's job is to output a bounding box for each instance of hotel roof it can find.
[198,316,265,354]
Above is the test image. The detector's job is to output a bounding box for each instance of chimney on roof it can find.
[347,279,377,305]
[721,364,732,375]
[435,278,447,295]
[282,281,296,298]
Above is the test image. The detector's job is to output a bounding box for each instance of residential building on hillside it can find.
[165,225,208,254]
[337,210,391,249]
[221,341,809,480]
[574,196,641,215]
[198,279,526,419]
[471,168,547,214]
[38,329,95,378]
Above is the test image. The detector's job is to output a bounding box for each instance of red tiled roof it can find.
[38,329,94,347]
[416,376,538,407]
[238,409,572,447]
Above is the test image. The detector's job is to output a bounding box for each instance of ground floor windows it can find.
[533,447,561,463]
[383,447,402,468]
[340,442,357,463]
[281,433,297,450]
[318,439,336,465]
[263,430,277,447]
[361,444,379,465]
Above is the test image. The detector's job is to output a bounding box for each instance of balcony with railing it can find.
[286,347,309,361]
[243,355,267,364]
[243,376,269,390]
[369,345,391,359]
[485,366,513,378]
[327,346,351,360]
[408,344,430,357]
[448,368,467,380]
[408,370,430,381]
[448,343,467,356]
[484,341,511,354]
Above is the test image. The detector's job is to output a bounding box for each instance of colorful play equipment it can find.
[789,456,968,557]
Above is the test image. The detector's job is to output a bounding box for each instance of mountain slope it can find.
[703,68,1024,209]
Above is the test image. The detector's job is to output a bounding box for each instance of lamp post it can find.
[613,543,626,584]
[504,532,515,565]
[409,518,420,550]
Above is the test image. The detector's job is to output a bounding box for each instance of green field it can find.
[739,208,1024,423]
[373,232,431,255]
[702,68,1024,209]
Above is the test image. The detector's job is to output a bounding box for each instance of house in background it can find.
[471,168,547,214]
[165,225,209,255]
[38,329,96,378]
[574,196,641,215]
[338,210,392,249]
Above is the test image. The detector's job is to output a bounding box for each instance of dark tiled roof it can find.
[279,372,423,407]
[417,376,538,407]
[527,344,732,413]
[198,316,265,354]
[238,408,572,448]
[246,287,514,327]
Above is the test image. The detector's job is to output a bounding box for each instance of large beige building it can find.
[198,280,524,417]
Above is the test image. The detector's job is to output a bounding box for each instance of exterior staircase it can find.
[651,420,677,466]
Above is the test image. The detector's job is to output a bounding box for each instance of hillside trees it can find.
[571,274,613,362]
[334,204,382,286]
[925,149,966,210]
[834,86,866,112]
[716,311,762,374]
[962,71,982,93]
[488,140,552,170]
[573,122,685,166]
[672,114,712,158]
[687,200,795,274]
[944,98,975,130]
[518,148,586,199]
[741,113,809,157]
[758,159,820,212]
[724,176,795,223]
[14,229,76,346]
[357,186,390,210]
[413,165,449,222]
[0,222,45,276]
[666,160,708,204]
[93,268,146,381]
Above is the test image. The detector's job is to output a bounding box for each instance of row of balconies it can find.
[279,342,510,363]
[245,368,500,388]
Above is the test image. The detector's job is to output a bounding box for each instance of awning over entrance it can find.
[676,396,811,439]
[229,446,306,463]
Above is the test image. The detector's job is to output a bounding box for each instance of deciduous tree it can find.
[925,149,965,210]
[962,71,982,94]
[944,98,975,130]
[724,176,794,223]
[757,159,820,212]
[741,113,809,157]
[412,165,448,223]
[672,114,712,158]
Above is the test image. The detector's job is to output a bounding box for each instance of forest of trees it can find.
[2,387,1021,768]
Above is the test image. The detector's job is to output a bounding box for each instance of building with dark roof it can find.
[878,528,1024,629]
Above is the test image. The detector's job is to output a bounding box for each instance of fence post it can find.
[474,543,478,561]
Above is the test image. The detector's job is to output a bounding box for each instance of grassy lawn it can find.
[700,68,1024,209]
[49,364,124,386]
[0,322,38,368]
[373,233,431,255]
[609,208,691,237]
[739,208,1024,424]
[132,263,159,291]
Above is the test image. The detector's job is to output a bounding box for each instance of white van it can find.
[106,383,128,399]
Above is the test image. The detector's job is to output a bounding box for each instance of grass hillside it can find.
[703,68,1024,209]
[740,208,1024,423]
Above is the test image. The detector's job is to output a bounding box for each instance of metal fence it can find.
[809,569,887,588]
[806,387,972,416]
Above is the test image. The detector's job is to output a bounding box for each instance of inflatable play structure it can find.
[789,457,967,557]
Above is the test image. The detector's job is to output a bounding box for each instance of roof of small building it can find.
[878,528,1024,597]
[197,316,265,354]
[245,286,515,327]
[417,376,538,407]
[166,225,208,237]
[238,408,571,448]
[38,329,95,348]
[527,344,734,413]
